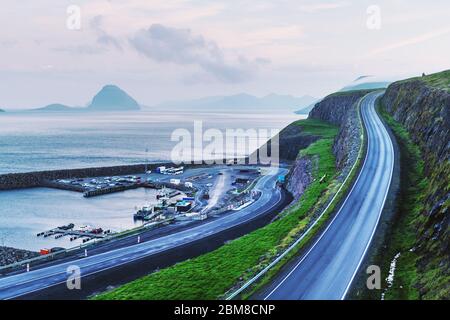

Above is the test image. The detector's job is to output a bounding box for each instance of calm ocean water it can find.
[0,107,302,173]
[0,107,303,251]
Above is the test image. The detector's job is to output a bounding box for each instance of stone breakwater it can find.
[0,160,261,191]
[0,246,39,267]
[0,162,179,190]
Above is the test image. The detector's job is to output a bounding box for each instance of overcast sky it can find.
[1,0,449,108]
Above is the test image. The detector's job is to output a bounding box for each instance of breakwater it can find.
[0,159,247,191]
[0,162,173,191]
[0,246,39,267]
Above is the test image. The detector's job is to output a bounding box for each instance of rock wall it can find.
[286,157,313,202]
[309,90,370,126]
[0,246,39,266]
[381,78,449,298]
[0,162,173,190]
[0,164,145,190]
[276,124,320,161]
[269,90,369,203]
[309,90,369,179]
[251,121,320,163]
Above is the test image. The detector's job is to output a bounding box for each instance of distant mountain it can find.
[341,82,390,92]
[32,104,77,112]
[295,101,320,114]
[294,77,392,114]
[88,85,140,111]
[0,108,5,113]
[340,75,392,92]
[19,85,140,113]
[155,93,317,111]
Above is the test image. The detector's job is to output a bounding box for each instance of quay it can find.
[37,227,109,241]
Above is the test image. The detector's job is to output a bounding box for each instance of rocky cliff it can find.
[260,90,369,200]
[251,121,320,164]
[251,121,320,200]
[381,71,449,298]
[285,157,313,202]
[309,90,370,179]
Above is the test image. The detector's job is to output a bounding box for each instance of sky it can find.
[1,0,449,109]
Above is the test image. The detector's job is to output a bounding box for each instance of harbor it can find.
[0,164,271,253]
[0,163,288,284]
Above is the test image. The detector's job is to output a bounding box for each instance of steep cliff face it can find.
[381,72,449,298]
[258,90,367,208]
[286,157,313,202]
[309,90,369,178]
[253,121,320,163]
[309,90,371,125]
[276,123,321,161]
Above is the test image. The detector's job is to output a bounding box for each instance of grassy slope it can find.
[399,69,450,91]
[379,70,450,299]
[93,119,338,300]
[377,103,425,299]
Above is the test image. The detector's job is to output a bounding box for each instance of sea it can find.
[0,106,303,251]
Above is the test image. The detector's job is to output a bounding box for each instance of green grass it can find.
[241,96,367,298]
[399,69,450,92]
[376,102,425,300]
[93,119,339,300]
[294,118,339,139]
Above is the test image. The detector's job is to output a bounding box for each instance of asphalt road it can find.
[261,91,394,300]
[0,166,287,299]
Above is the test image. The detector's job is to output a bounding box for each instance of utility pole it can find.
[145,148,148,173]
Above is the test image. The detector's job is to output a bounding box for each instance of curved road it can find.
[0,167,286,299]
[262,91,394,300]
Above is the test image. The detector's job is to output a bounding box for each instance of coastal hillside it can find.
[309,90,372,175]
[94,86,371,300]
[380,70,449,299]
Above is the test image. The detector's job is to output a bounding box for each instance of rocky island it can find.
[88,85,140,111]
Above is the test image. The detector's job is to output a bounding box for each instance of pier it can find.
[83,184,141,197]
[37,226,109,242]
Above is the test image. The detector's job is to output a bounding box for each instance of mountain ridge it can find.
[154,93,317,110]
[13,85,140,112]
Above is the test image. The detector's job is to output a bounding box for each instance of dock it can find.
[83,184,141,197]
[37,227,109,242]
